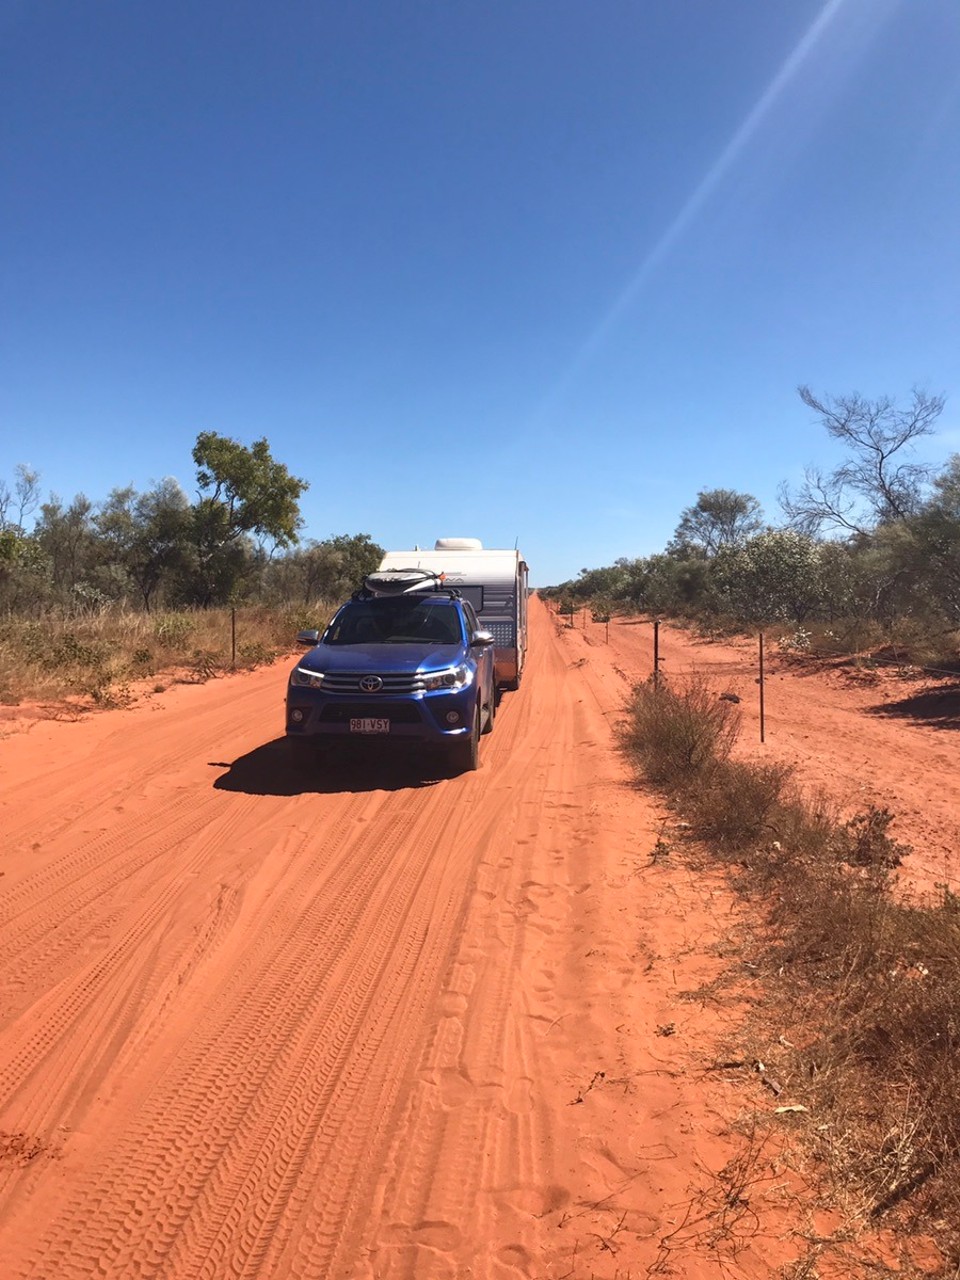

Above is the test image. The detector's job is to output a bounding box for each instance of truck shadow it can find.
[211,739,448,795]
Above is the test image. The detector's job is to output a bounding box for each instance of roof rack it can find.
[357,569,462,599]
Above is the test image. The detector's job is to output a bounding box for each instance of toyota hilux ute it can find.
[285,570,497,774]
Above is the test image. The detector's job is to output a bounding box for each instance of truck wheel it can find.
[481,683,495,734]
[449,705,480,774]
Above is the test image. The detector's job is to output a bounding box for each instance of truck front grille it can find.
[322,672,425,694]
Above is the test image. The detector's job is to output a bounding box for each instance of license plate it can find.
[350,718,390,734]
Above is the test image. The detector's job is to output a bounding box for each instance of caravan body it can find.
[379,539,529,689]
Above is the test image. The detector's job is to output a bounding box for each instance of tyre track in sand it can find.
[0,599,804,1280]
[354,603,617,1278]
[0,645,543,1278]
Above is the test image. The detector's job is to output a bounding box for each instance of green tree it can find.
[189,433,309,605]
[668,489,763,558]
[889,454,960,623]
[0,528,50,612]
[34,494,98,598]
[301,533,384,602]
[264,534,385,604]
[711,529,826,624]
[566,563,632,601]
[95,479,192,611]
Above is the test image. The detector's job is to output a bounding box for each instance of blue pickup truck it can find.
[285,571,497,774]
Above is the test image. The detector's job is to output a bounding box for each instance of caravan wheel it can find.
[504,664,522,692]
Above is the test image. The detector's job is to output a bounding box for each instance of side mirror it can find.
[471,630,495,648]
[296,629,320,646]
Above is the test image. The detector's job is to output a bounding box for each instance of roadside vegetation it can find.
[544,387,960,671]
[0,432,383,707]
[623,674,960,1263]
[0,603,338,708]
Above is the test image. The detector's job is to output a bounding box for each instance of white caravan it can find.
[379,538,529,689]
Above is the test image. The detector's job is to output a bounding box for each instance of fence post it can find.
[759,631,765,743]
[231,607,237,669]
[653,618,660,689]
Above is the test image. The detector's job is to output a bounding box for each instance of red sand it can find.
[0,598,949,1277]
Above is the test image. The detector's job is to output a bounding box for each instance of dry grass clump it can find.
[685,758,796,850]
[769,870,960,1234]
[622,676,739,785]
[622,675,960,1259]
[0,602,334,707]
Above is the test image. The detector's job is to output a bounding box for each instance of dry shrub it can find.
[622,671,960,1256]
[684,758,794,850]
[776,879,960,1234]
[622,676,739,786]
[837,805,911,871]
[772,859,960,1245]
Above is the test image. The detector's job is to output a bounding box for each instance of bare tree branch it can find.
[781,387,944,535]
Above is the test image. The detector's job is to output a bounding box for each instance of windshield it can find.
[324,599,463,646]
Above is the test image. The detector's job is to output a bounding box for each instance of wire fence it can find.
[548,601,959,744]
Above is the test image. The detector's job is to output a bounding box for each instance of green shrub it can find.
[237,640,271,667]
[50,634,110,668]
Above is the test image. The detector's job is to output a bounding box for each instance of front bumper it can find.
[285,686,476,745]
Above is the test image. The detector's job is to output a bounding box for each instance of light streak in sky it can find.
[533,0,853,423]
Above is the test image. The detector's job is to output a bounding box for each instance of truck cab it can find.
[285,571,497,774]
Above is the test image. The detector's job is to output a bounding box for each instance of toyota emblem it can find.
[359,675,384,693]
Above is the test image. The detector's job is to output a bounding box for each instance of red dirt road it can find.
[0,599,947,1278]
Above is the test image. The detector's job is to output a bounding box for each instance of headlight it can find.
[291,667,325,688]
[421,664,470,691]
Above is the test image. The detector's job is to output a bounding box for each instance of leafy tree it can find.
[263,534,385,604]
[0,527,50,612]
[34,494,98,596]
[95,479,192,611]
[301,533,384,602]
[189,433,309,605]
[668,489,763,558]
[929,453,960,517]
[781,386,944,535]
[566,563,632,601]
[890,454,960,623]
[711,530,826,623]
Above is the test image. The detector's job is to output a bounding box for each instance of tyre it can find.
[448,704,480,774]
[481,681,495,735]
[503,661,523,692]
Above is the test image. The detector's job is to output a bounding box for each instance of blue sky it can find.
[2,0,958,586]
